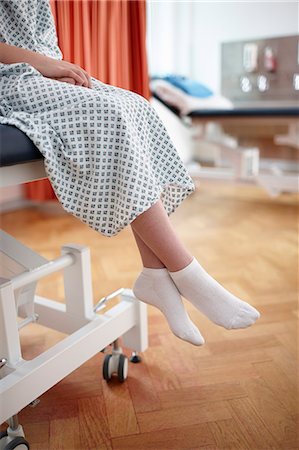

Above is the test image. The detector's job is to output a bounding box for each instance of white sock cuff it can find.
[142,267,169,277]
[169,257,199,281]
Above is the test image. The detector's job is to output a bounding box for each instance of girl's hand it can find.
[53,76,78,85]
[0,43,92,88]
[0,42,91,88]
[34,55,92,88]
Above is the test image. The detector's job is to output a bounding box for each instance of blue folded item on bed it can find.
[154,75,213,98]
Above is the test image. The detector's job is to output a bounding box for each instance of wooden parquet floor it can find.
[0,180,298,450]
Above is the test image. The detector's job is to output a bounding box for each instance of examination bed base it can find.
[0,230,148,448]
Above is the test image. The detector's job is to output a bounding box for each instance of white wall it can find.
[147,1,299,93]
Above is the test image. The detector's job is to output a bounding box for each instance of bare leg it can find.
[132,227,165,269]
[131,199,193,272]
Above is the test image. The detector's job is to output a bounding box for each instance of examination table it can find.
[0,124,148,449]
[152,93,299,196]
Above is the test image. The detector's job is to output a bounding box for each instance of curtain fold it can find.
[25,0,150,201]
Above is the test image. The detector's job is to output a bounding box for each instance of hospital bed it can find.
[0,124,148,449]
[152,94,299,196]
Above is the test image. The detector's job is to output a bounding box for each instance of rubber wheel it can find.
[117,354,128,382]
[103,354,113,381]
[130,354,142,363]
[3,436,30,449]
[0,430,8,440]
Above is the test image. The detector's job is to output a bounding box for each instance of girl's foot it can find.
[169,257,261,329]
[133,267,205,346]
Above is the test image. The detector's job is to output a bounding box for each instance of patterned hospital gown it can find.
[0,0,195,236]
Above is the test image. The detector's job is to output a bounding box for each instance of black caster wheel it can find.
[117,354,128,382]
[0,430,8,440]
[3,436,30,449]
[130,354,142,363]
[103,354,113,381]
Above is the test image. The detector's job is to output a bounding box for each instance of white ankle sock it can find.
[132,267,205,346]
[169,257,261,329]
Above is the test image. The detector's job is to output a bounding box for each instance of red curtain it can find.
[25,0,150,201]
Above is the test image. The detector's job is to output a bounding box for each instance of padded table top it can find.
[0,124,43,167]
[153,94,299,118]
[188,107,299,118]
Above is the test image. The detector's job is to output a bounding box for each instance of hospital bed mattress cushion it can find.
[0,124,43,167]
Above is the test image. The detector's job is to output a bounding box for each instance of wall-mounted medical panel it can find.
[221,35,299,106]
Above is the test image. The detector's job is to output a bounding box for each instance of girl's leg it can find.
[131,228,165,269]
[131,200,193,272]
[131,222,204,346]
[131,199,260,330]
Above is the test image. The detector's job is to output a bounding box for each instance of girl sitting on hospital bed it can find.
[0,0,260,347]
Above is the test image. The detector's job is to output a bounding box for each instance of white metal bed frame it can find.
[0,155,148,449]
